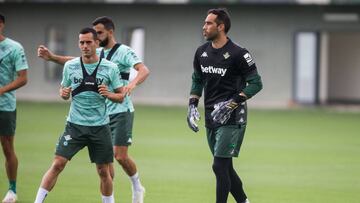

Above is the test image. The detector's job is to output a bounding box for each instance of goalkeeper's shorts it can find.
[206,124,246,158]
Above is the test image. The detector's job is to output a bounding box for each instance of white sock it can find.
[102,194,114,203]
[34,187,49,203]
[130,172,142,191]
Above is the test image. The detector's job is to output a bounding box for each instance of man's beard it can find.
[204,32,218,41]
[99,37,109,47]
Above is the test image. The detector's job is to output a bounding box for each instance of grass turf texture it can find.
[1,102,360,203]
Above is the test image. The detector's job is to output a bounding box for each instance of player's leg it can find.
[229,159,248,202]
[228,124,248,202]
[88,124,114,203]
[114,146,137,175]
[109,163,115,180]
[114,146,145,203]
[34,122,85,203]
[110,111,145,203]
[0,136,18,191]
[207,128,231,203]
[0,110,18,203]
[207,125,248,203]
[1,136,18,203]
[96,163,114,203]
[34,155,69,203]
[212,157,232,203]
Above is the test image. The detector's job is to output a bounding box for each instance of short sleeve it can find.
[237,50,258,78]
[123,47,142,68]
[13,45,29,71]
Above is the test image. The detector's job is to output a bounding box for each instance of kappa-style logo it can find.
[201,52,208,57]
[127,138,132,144]
[243,53,254,66]
[223,52,230,59]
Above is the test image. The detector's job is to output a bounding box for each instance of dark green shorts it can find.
[109,111,134,146]
[0,110,16,136]
[55,122,114,164]
[206,124,246,158]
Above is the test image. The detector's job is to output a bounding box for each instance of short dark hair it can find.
[79,27,98,40]
[92,16,115,31]
[207,8,231,34]
[0,14,5,23]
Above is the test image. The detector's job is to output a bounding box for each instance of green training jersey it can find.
[61,57,122,126]
[96,44,141,115]
[0,38,29,111]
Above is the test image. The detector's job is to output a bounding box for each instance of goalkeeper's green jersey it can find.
[0,38,29,111]
[96,44,142,115]
[191,38,262,128]
[61,57,122,126]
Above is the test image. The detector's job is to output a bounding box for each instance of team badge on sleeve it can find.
[243,53,254,66]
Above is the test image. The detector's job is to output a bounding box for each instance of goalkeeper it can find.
[187,8,263,203]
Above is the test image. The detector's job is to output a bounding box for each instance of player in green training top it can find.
[0,14,28,203]
[37,16,149,203]
[187,8,263,203]
[34,27,124,203]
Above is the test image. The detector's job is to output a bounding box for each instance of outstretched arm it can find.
[38,45,74,65]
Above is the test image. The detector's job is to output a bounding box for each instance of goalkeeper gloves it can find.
[187,97,200,132]
[211,94,247,124]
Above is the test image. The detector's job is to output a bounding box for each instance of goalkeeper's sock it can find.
[229,159,248,202]
[9,180,16,193]
[212,157,232,203]
[130,172,143,191]
[101,194,114,203]
[34,187,48,203]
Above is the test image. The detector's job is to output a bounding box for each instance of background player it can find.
[0,14,29,203]
[187,8,263,203]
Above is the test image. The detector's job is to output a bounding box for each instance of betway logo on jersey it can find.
[201,65,227,76]
[73,77,104,84]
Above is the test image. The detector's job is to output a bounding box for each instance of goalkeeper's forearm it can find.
[242,73,263,99]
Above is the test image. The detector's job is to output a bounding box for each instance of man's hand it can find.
[211,94,247,124]
[187,97,200,132]
[60,86,72,100]
[99,84,125,103]
[38,45,53,61]
[123,81,136,96]
[98,84,110,97]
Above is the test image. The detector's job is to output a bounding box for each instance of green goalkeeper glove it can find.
[211,94,246,124]
[187,98,200,132]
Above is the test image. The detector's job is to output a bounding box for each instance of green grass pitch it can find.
[1,102,360,203]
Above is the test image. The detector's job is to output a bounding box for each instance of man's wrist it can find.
[189,97,199,107]
[232,93,247,103]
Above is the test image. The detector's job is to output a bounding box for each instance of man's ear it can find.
[218,23,225,32]
[109,29,114,36]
